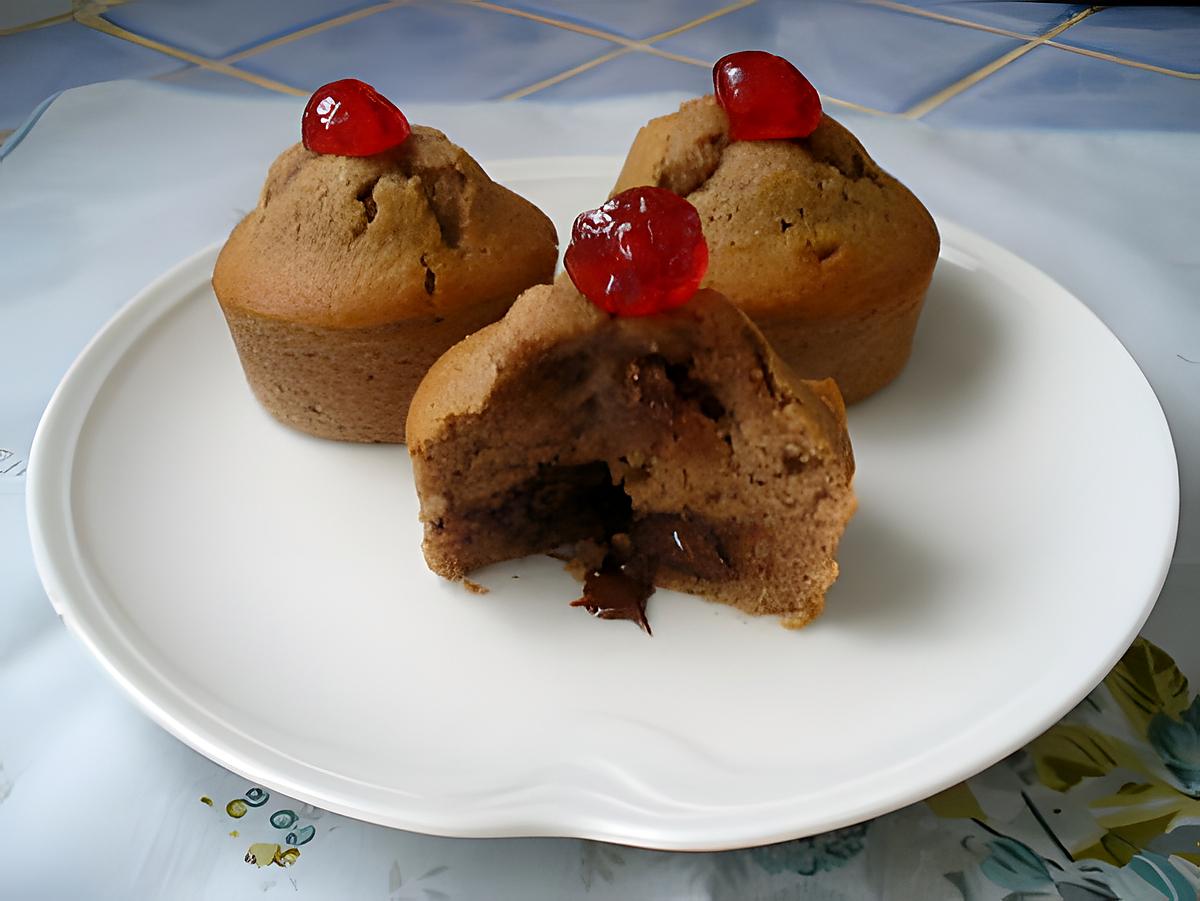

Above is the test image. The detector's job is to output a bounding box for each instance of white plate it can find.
[28,157,1177,851]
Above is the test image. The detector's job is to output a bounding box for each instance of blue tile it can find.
[876,1,1087,36]
[233,2,616,101]
[155,66,283,100]
[500,0,730,40]
[924,44,1200,130]
[0,21,186,131]
[102,0,383,59]
[0,0,71,31]
[656,0,1023,114]
[1055,6,1200,75]
[527,51,711,100]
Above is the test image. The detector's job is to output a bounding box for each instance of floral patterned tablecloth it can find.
[1,83,1197,900]
[160,636,1200,899]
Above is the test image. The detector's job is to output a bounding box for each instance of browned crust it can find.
[224,294,515,443]
[211,126,558,442]
[612,96,939,404]
[212,126,558,329]
[613,96,939,321]
[758,283,928,404]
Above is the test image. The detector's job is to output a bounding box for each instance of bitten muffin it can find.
[212,126,557,443]
[407,277,856,628]
[613,95,939,403]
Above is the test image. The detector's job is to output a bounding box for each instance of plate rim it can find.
[26,156,1180,851]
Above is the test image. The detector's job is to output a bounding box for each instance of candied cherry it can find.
[564,187,708,317]
[301,78,411,157]
[713,51,822,141]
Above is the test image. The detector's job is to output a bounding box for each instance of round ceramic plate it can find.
[28,158,1177,851]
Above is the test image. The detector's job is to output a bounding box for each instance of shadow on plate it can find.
[853,263,1009,431]
[818,506,948,632]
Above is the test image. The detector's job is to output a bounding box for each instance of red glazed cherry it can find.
[713,51,822,141]
[301,79,411,157]
[564,187,708,317]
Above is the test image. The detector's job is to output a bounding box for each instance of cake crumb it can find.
[462,578,489,595]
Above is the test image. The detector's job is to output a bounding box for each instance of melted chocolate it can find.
[570,514,732,635]
[571,559,653,635]
[560,356,737,636]
[631,515,731,582]
[627,355,726,422]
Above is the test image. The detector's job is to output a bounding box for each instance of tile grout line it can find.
[484,0,888,115]
[1044,40,1200,80]
[186,0,752,88]
[815,95,894,117]
[903,6,1100,119]
[501,48,635,101]
[220,1,412,64]
[16,0,1190,120]
[457,0,642,48]
[865,0,1036,41]
[0,11,73,36]
[642,0,757,42]
[496,0,758,101]
[74,11,308,95]
[466,0,757,51]
[873,0,1200,81]
[637,46,715,67]
[632,45,890,117]
[6,0,1192,120]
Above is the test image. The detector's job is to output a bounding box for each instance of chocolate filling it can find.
[571,557,654,635]
[476,462,632,552]
[468,462,734,634]
[629,355,726,422]
[631,514,732,583]
[572,515,732,635]
[460,357,736,634]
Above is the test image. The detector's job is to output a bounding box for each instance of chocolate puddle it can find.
[571,558,654,635]
[570,515,732,635]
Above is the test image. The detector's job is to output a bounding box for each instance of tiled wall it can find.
[2,0,1198,144]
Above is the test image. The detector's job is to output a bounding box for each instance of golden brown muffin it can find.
[407,277,856,628]
[212,126,558,443]
[613,96,939,404]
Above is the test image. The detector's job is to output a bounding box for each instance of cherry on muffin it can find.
[301,78,411,157]
[564,187,709,317]
[713,51,822,141]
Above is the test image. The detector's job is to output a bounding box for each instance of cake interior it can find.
[414,309,856,627]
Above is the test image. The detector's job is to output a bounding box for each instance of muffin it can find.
[613,93,939,403]
[407,277,856,628]
[213,123,557,443]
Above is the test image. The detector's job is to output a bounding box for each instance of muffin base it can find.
[221,301,510,443]
[755,287,927,405]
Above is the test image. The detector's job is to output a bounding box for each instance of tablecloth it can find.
[0,81,1197,900]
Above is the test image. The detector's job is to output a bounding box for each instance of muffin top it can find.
[213,126,557,329]
[407,274,852,474]
[612,96,939,321]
